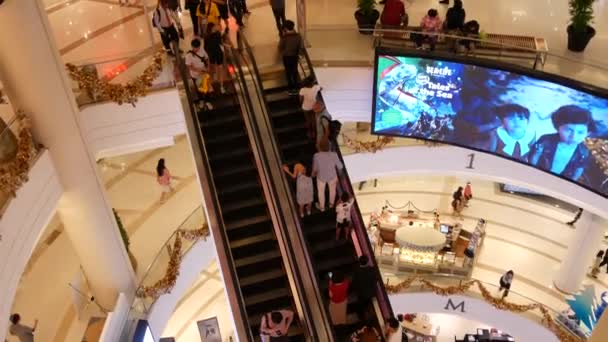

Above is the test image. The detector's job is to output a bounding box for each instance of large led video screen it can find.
[372,51,608,196]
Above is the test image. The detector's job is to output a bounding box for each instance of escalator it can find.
[255,48,395,338]
[198,93,304,340]
[176,32,391,341]
[175,53,315,340]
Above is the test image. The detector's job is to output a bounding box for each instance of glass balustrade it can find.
[127,205,207,326]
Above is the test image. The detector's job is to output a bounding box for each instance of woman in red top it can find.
[328,270,350,325]
[380,0,408,27]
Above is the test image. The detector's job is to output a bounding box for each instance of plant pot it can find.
[567,25,596,52]
[354,10,380,35]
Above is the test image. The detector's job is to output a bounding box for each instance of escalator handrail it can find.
[173,45,253,341]
[298,44,395,322]
[232,33,337,341]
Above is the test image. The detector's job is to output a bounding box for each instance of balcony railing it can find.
[67,48,176,107]
[385,275,587,341]
[248,26,608,90]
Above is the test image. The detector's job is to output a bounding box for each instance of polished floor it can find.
[42,0,608,88]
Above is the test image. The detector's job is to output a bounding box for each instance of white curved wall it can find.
[147,236,217,339]
[315,67,373,123]
[78,89,187,160]
[343,145,608,218]
[389,292,557,341]
[0,150,63,340]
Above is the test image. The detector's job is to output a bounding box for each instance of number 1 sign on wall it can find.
[466,153,475,169]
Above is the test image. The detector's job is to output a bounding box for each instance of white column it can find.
[553,211,605,294]
[0,0,135,308]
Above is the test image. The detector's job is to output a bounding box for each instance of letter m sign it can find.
[444,298,466,313]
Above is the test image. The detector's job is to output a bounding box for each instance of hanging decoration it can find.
[136,225,210,299]
[65,52,164,106]
[0,114,37,196]
[386,277,581,342]
[340,134,394,153]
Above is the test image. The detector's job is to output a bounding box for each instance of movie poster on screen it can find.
[372,53,608,196]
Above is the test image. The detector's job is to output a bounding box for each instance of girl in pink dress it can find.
[156,158,174,203]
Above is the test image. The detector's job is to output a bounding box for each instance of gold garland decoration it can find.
[136,225,210,299]
[0,114,37,196]
[386,277,581,342]
[65,52,164,106]
[341,134,394,153]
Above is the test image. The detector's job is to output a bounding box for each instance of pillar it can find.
[590,307,608,342]
[553,211,605,294]
[296,0,308,46]
[0,0,135,309]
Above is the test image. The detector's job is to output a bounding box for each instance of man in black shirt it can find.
[352,255,377,320]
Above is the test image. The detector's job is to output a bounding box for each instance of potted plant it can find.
[113,208,138,271]
[567,0,596,52]
[354,0,380,35]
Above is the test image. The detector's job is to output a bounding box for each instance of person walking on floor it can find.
[259,309,294,341]
[185,0,201,36]
[9,314,37,342]
[299,78,322,140]
[279,20,303,95]
[335,192,355,240]
[328,270,350,326]
[153,0,182,55]
[204,22,227,94]
[451,186,464,219]
[498,270,514,299]
[312,139,344,211]
[156,158,174,203]
[463,181,473,207]
[352,255,377,321]
[283,162,314,217]
[591,250,605,278]
[270,0,286,35]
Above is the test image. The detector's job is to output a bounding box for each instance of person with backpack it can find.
[278,20,303,95]
[153,0,182,55]
[197,0,221,37]
[312,139,344,211]
[185,38,213,109]
[185,0,201,36]
[259,309,294,341]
